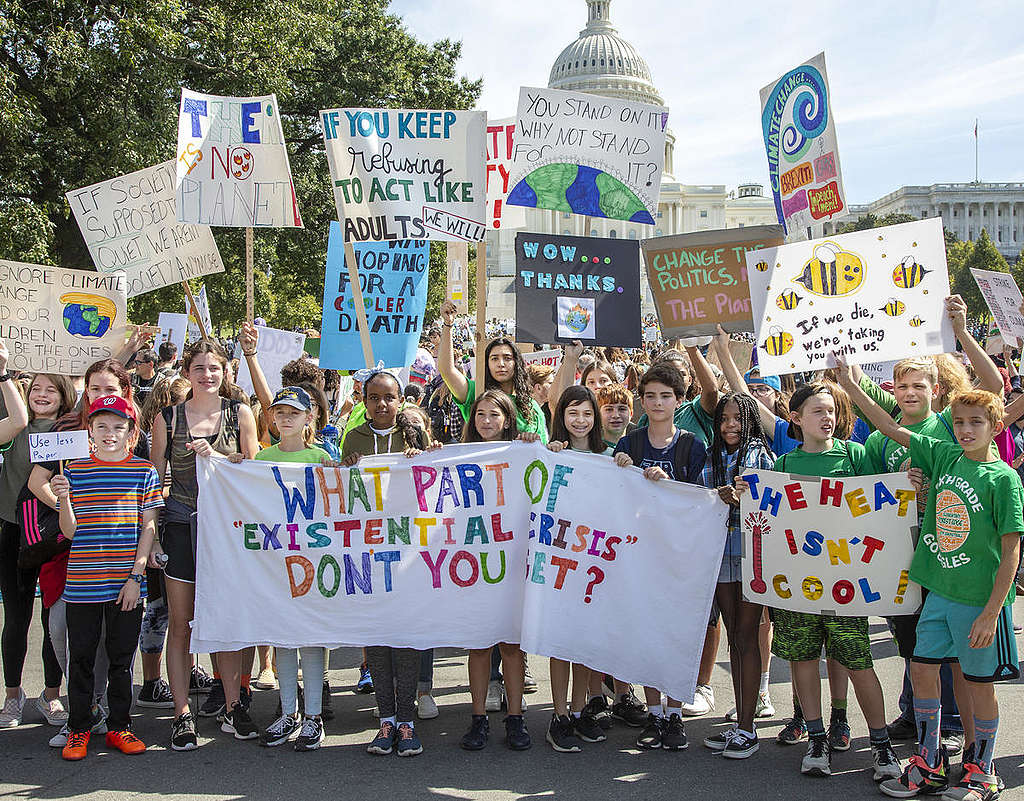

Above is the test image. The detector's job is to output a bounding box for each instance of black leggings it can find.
[1,521,62,689]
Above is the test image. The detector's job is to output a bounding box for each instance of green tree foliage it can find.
[837,212,917,233]
[0,0,480,332]
[951,229,1011,319]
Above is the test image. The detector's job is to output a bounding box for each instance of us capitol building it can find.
[483,0,1024,320]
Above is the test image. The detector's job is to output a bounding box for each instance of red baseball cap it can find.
[87,395,135,420]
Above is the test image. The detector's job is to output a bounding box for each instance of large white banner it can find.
[746,218,954,375]
[505,87,668,225]
[0,260,127,375]
[176,89,303,228]
[66,161,225,297]
[739,469,922,616]
[320,108,487,242]
[971,268,1024,344]
[194,443,727,702]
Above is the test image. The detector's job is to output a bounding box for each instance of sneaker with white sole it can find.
[417,693,439,720]
[723,729,759,759]
[260,713,301,747]
[679,684,714,717]
[801,734,831,777]
[485,679,504,712]
[704,727,737,752]
[49,722,70,748]
[294,716,324,752]
[254,667,277,690]
[0,689,26,728]
[220,702,258,740]
[726,691,775,722]
[35,692,68,725]
[136,679,175,709]
[873,740,903,782]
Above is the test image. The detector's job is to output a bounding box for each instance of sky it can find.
[389,0,1024,205]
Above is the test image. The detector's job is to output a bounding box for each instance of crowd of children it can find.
[0,291,1021,801]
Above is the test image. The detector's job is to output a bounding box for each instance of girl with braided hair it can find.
[700,393,775,760]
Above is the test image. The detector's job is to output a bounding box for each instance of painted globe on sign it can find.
[565,308,591,334]
[60,293,115,338]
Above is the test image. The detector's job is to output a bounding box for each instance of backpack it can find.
[15,484,69,570]
[623,426,698,483]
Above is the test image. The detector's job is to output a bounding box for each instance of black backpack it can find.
[15,484,69,570]
[622,426,698,483]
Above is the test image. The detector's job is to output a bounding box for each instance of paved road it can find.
[2,610,1023,800]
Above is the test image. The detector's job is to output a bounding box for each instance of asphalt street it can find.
[2,608,1023,800]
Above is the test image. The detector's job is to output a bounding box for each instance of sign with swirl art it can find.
[759,52,846,237]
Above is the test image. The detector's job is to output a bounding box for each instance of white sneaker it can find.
[254,667,278,690]
[728,691,776,721]
[679,684,714,717]
[49,722,69,748]
[485,679,504,712]
[417,694,439,720]
[0,689,26,728]
[35,692,69,726]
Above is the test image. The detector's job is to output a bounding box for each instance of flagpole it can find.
[975,118,979,183]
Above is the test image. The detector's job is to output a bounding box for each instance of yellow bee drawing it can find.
[793,242,864,297]
[754,260,769,272]
[908,316,924,327]
[761,327,794,356]
[893,255,930,289]
[776,290,802,311]
[880,299,906,317]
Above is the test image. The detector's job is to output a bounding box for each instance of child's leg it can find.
[365,646,397,720]
[257,644,273,674]
[825,659,849,711]
[791,661,823,727]
[549,658,570,717]
[164,578,195,716]
[299,647,325,717]
[276,648,300,716]
[217,650,242,709]
[570,663,590,714]
[418,649,434,698]
[102,603,144,732]
[967,682,998,774]
[950,663,975,746]
[139,597,168,682]
[468,648,491,715]
[697,618,721,688]
[847,668,886,730]
[909,660,942,765]
[498,643,524,715]
[717,583,763,732]
[239,646,255,690]
[759,612,772,686]
[391,648,420,723]
[64,602,102,731]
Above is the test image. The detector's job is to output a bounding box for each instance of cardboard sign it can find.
[320,108,487,242]
[861,360,898,385]
[175,89,303,228]
[156,312,188,358]
[185,284,213,343]
[641,226,783,337]
[319,223,430,371]
[522,349,562,370]
[236,325,305,396]
[192,443,726,703]
[66,161,225,297]
[486,117,527,230]
[446,241,470,314]
[515,233,641,347]
[971,269,1024,344]
[746,218,954,374]
[760,52,846,236]
[506,87,668,225]
[0,260,128,376]
[29,430,90,464]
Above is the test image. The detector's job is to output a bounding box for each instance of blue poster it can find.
[320,222,430,370]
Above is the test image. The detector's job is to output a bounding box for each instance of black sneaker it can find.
[582,695,613,730]
[504,714,531,750]
[170,712,198,751]
[612,692,649,727]
[827,710,851,752]
[190,665,214,694]
[777,714,807,745]
[221,701,258,740]
[940,730,964,757]
[461,714,489,751]
[574,712,606,743]
[801,734,831,777]
[137,678,175,708]
[886,715,917,741]
[239,685,253,712]
[294,716,324,752]
[321,681,335,721]
[723,729,759,759]
[636,714,664,749]
[546,714,580,753]
[199,679,225,718]
[661,713,688,751]
[260,713,301,747]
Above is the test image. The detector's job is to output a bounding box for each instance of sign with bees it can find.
[514,232,642,347]
[970,269,1024,344]
[745,218,954,374]
[640,225,783,338]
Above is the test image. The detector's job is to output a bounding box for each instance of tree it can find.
[1,0,481,331]
[837,212,916,234]
[952,229,1011,320]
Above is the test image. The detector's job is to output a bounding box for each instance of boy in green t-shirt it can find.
[838,363,1022,801]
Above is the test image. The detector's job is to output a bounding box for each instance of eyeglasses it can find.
[748,384,775,395]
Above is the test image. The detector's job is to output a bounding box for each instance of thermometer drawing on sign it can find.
[745,511,771,595]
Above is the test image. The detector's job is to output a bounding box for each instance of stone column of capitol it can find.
[485,0,780,322]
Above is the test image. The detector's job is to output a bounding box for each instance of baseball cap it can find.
[744,369,781,392]
[87,395,135,420]
[270,386,312,412]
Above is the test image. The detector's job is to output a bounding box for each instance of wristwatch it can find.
[129,573,144,585]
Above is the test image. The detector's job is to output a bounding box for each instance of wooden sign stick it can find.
[181,281,209,341]
[474,237,488,401]
[342,236,375,369]
[245,227,255,323]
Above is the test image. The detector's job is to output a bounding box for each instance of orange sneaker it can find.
[105,729,146,755]
[62,730,90,760]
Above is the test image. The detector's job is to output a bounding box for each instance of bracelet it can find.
[0,373,10,382]
[128,573,144,585]
[442,323,452,329]
[242,350,257,357]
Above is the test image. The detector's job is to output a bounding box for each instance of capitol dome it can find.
[548,0,665,107]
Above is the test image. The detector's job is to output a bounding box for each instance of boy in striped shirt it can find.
[50,396,162,760]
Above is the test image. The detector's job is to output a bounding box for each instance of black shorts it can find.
[162,521,196,584]
[709,597,720,628]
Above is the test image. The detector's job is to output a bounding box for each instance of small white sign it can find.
[971,269,1024,344]
[29,430,90,464]
[522,349,562,370]
[556,297,596,340]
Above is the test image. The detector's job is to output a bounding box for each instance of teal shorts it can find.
[913,593,1020,683]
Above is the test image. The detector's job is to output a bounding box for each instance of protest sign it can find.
[175,89,303,228]
[506,87,668,225]
[971,269,1024,344]
[67,161,225,297]
[522,349,562,370]
[861,360,898,385]
[236,325,305,396]
[745,218,953,374]
[739,469,921,616]
[641,226,783,338]
[515,233,641,347]
[156,312,188,357]
[192,442,726,702]
[0,260,128,375]
[319,222,429,371]
[446,241,470,314]
[29,430,90,464]
[486,117,526,230]
[320,108,487,242]
[185,284,213,344]
[760,52,845,237]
